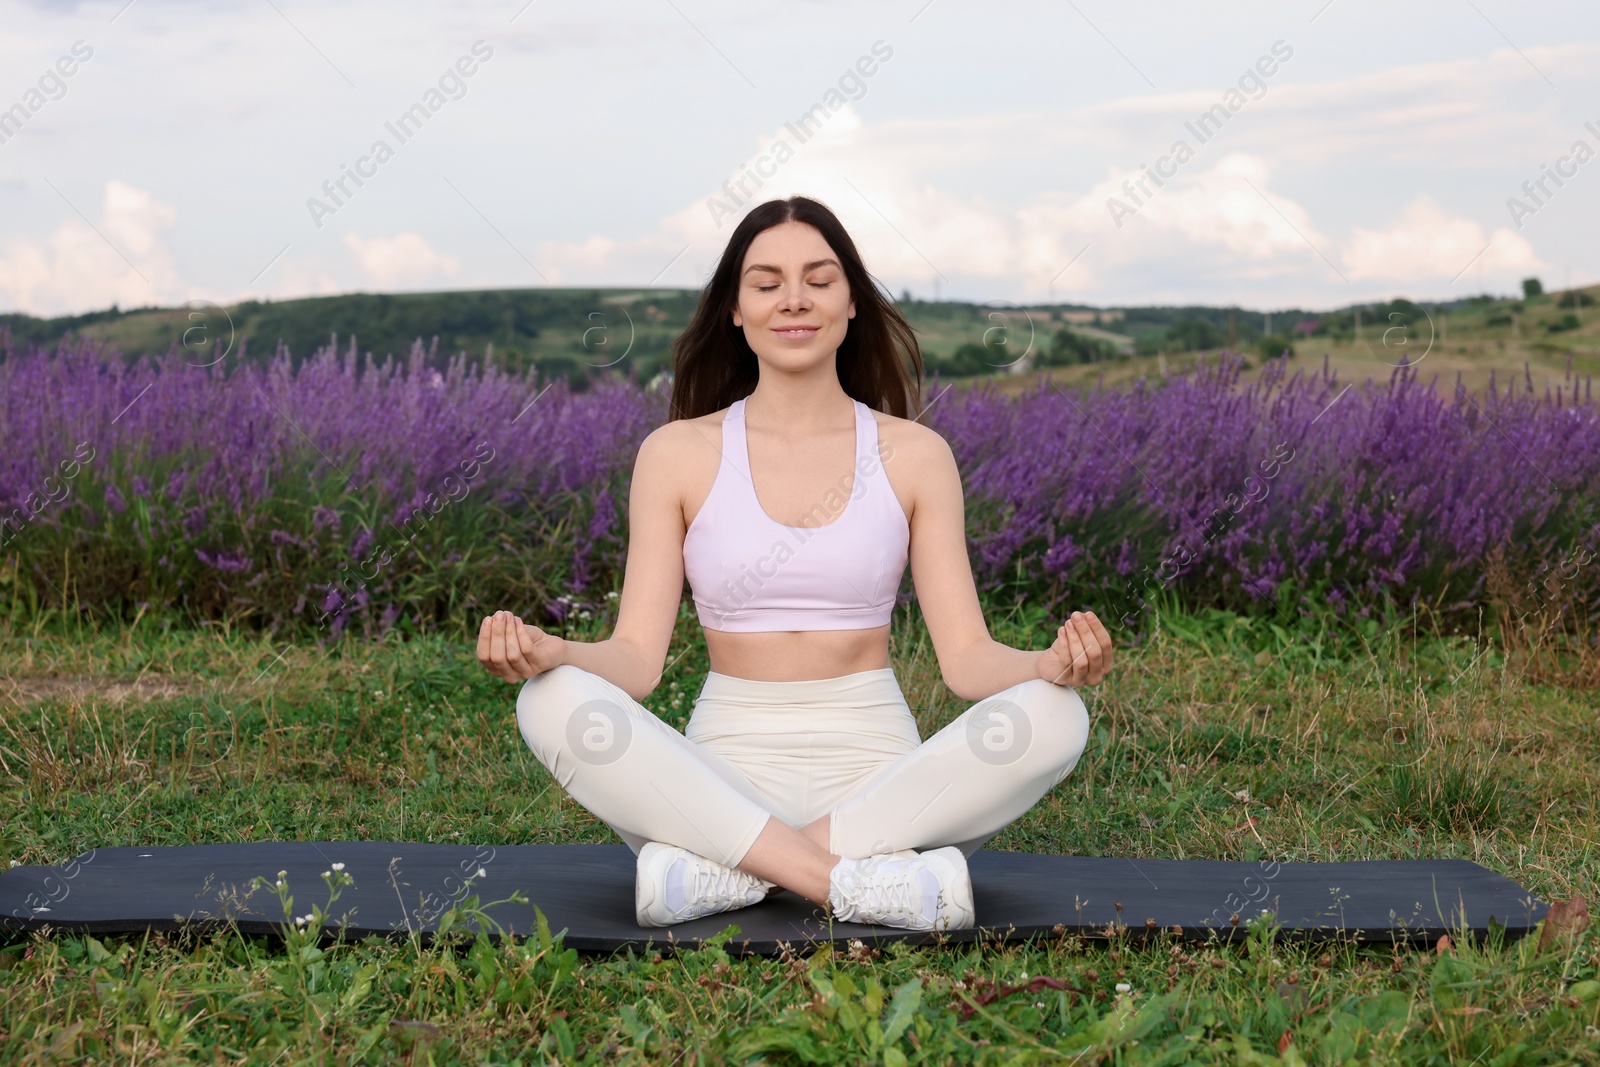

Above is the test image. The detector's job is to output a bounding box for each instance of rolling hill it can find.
[2,282,1595,399]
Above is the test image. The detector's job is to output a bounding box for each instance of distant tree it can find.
[1165,317,1223,352]
[1045,327,1111,365]
[947,342,993,375]
[1258,334,1296,360]
[1376,297,1422,326]
[1523,277,1544,298]
[1557,290,1594,308]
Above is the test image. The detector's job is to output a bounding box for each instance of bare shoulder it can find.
[869,408,957,523]
[870,407,953,470]
[640,408,728,463]
[636,409,731,524]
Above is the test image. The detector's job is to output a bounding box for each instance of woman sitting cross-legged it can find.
[477,194,1115,932]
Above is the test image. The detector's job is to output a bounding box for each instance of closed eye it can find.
[755,282,833,292]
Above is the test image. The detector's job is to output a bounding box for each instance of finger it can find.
[1064,623,1088,685]
[495,612,523,681]
[1084,612,1115,675]
[486,612,512,680]
[1088,607,1113,675]
[1046,626,1072,684]
[515,621,545,673]
[1073,613,1105,679]
[1055,623,1077,676]
[476,615,495,670]
[501,614,534,676]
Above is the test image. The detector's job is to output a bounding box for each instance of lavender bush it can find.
[2,329,1596,641]
[0,332,650,639]
[947,354,1600,631]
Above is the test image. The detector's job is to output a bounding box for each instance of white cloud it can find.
[6,12,1595,315]
[274,261,346,299]
[1096,154,1332,259]
[343,232,461,288]
[525,42,1597,306]
[1340,195,1542,285]
[531,126,1349,303]
[0,180,185,316]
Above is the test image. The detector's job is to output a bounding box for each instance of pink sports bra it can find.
[682,395,911,632]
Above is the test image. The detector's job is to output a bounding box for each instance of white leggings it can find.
[514,664,1091,868]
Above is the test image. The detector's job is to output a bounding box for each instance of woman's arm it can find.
[566,424,690,702]
[904,426,1114,701]
[478,425,687,704]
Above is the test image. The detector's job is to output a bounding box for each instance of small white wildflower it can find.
[374,689,383,698]
[275,879,285,890]
[1020,971,1028,980]
[294,916,308,928]
[1234,788,1250,801]
[8,859,21,868]
[331,862,345,871]
[606,591,618,599]
[1115,982,1131,993]
[1588,1025,1600,1038]
[277,869,287,879]
[1035,1001,1045,1009]
[322,869,331,878]
[476,867,487,878]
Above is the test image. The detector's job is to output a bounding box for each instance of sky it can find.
[1,0,1598,318]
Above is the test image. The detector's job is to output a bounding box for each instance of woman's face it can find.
[731,220,856,370]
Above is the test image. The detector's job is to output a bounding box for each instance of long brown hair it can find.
[667,196,925,421]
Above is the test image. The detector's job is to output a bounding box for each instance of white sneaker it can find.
[635,841,772,927]
[826,846,976,931]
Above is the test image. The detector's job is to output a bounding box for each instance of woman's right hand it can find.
[477,610,566,682]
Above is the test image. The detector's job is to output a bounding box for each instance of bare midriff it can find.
[701,624,893,682]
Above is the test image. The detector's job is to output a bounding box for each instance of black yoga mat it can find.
[0,841,1547,956]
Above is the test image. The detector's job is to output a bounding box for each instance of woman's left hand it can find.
[1036,610,1115,687]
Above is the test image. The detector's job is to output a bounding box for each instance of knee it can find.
[514,664,619,765]
[1009,679,1091,782]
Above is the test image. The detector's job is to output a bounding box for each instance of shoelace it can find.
[686,859,758,912]
[839,857,926,924]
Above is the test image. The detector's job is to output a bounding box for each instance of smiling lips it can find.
[774,325,820,338]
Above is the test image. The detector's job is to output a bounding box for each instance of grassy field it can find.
[2,593,1597,1064]
[979,291,1600,404]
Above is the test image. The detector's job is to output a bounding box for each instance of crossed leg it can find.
[737,677,1091,898]
[515,664,842,903]
[515,665,1091,907]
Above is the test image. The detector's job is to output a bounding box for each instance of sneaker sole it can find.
[918,846,976,929]
[635,841,681,928]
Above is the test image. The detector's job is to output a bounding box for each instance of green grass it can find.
[1,597,1597,1064]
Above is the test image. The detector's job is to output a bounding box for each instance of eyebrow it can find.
[742,258,841,276]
